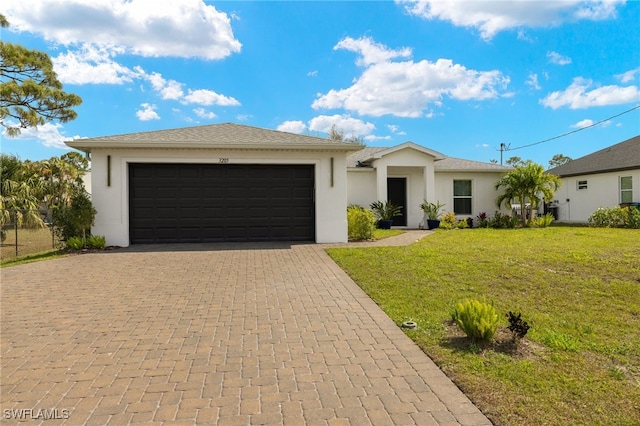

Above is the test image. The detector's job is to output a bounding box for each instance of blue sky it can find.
[2,0,639,166]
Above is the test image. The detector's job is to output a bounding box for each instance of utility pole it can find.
[499,143,510,165]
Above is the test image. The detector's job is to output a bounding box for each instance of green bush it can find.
[66,236,84,250]
[347,205,376,241]
[86,235,106,249]
[627,206,640,229]
[588,206,639,228]
[451,299,501,341]
[490,211,519,229]
[530,213,555,228]
[52,191,97,244]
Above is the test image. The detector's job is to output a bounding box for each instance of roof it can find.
[65,123,364,152]
[347,146,510,172]
[547,135,640,177]
[434,157,512,172]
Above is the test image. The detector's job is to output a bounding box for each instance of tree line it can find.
[1,152,95,245]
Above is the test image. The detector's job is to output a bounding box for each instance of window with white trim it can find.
[577,180,588,190]
[620,176,632,203]
[453,180,472,215]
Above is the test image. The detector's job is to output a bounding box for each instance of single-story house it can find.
[67,123,511,246]
[547,135,640,223]
[346,144,512,228]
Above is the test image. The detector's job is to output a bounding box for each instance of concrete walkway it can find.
[1,233,490,425]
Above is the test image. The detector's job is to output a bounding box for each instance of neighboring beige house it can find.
[67,123,511,246]
[547,135,640,223]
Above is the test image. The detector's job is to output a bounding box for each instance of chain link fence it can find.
[1,210,64,263]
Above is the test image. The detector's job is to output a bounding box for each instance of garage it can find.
[129,163,315,243]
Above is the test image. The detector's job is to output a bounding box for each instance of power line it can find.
[504,104,640,152]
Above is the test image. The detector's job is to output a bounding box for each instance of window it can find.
[453,180,472,215]
[577,180,588,190]
[620,176,633,203]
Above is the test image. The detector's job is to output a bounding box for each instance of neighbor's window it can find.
[620,176,633,203]
[453,180,472,215]
[577,180,588,190]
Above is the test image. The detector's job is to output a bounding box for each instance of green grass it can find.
[372,228,404,240]
[1,250,66,268]
[1,227,60,263]
[327,227,640,425]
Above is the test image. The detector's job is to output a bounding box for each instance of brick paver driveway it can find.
[1,242,490,425]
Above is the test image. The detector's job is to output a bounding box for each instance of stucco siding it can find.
[553,169,640,222]
[434,172,511,220]
[90,148,350,246]
[347,169,376,209]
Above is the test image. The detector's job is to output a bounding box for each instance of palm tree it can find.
[0,154,46,229]
[495,162,561,226]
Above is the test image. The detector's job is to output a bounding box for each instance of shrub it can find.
[530,213,554,228]
[476,212,489,228]
[627,206,640,229]
[438,212,455,230]
[506,311,530,340]
[456,219,469,229]
[490,211,519,229]
[86,235,106,249]
[66,236,84,250]
[52,191,97,244]
[588,206,628,228]
[451,299,500,341]
[347,205,376,241]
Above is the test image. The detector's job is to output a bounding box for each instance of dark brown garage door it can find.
[129,163,315,243]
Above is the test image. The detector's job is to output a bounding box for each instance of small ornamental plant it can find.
[66,236,84,250]
[451,298,500,341]
[506,311,531,341]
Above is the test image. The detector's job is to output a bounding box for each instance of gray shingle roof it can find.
[66,123,364,152]
[346,147,510,172]
[434,157,511,172]
[547,135,640,177]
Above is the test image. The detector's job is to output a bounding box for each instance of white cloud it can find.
[541,77,640,109]
[143,71,184,100]
[182,89,240,106]
[52,44,138,84]
[547,51,572,66]
[397,0,624,40]
[277,121,307,134]
[133,68,240,108]
[307,70,318,77]
[364,135,392,141]
[616,67,640,83]
[4,0,241,60]
[313,39,509,117]
[571,119,594,128]
[334,36,412,66]
[308,114,376,138]
[570,118,613,129]
[3,122,74,149]
[526,73,541,90]
[193,108,216,119]
[136,103,160,121]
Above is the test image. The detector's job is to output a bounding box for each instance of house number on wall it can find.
[219,158,229,164]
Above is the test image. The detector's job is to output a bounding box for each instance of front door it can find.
[387,177,407,226]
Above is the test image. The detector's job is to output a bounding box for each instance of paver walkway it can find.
[1,233,490,425]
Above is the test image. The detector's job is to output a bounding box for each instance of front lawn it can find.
[327,227,640,425]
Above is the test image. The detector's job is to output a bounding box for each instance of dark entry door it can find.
[129,163,315,243]
[387,177,407,226]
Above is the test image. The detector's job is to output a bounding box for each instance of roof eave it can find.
[552,165,640,178]
[65,141,365,152]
